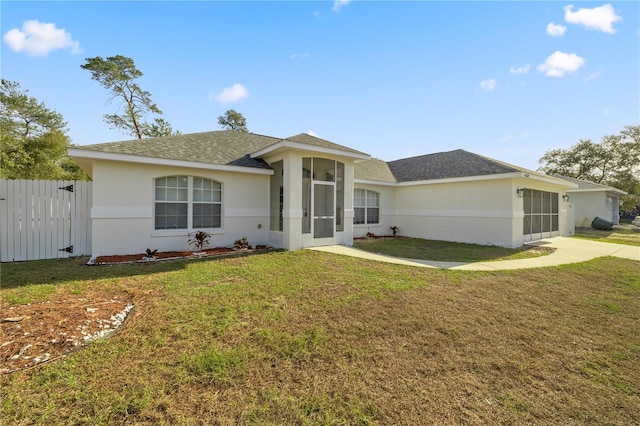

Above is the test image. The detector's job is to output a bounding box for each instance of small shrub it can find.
[390,226,399,237]
[188,231,212,252]
[366,232,377,238]
[234,237,250,250]
[145,248,158,258]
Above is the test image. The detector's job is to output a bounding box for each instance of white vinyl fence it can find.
[0,180,92,262]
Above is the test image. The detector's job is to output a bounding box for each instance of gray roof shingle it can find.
[386,149,519,182]
[354,159,397,182]
[286,133,368,156]
[72,130,367,169]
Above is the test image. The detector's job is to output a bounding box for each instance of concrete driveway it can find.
[309,237,640,271]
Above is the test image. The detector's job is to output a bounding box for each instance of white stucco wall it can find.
[356,176,574,248]
[570,191,620,226]
[90,160,270,257]
[393,178,521,247]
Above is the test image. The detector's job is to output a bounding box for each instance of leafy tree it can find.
[81,55,178,139]
[0,79,87,180]
[217,109,248,132]
[538,125,640,209]
[140,118,181,138]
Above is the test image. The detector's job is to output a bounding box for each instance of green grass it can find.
[353,237,552,262]
[574,225,640,246]
[2,251,640,424]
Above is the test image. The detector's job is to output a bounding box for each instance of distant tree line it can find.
[538,125,640,210]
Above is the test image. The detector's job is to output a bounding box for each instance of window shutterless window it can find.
[354,189,380,225]
[154,176,222,230]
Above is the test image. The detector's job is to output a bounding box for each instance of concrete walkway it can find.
[308,237,640,271]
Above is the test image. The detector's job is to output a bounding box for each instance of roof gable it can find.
[285,133,368,156]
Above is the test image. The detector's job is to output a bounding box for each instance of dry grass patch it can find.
[574,225,640,246]
[1,251,639,424]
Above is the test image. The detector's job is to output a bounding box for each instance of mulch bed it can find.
[1,298,134,374]
[89,245,271,265]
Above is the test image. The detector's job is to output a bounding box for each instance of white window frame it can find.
[154,175,223,232]
[354,188,380,225]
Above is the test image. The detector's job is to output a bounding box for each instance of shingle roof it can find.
[74,131,279,168]
[385,149,519,182]
[286,133,368,156]
[354,159,397,182]
[72,130,367,169]
[553,175,627,194]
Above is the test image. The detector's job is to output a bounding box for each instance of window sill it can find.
[151,228,224,238]
[353,224,380,227]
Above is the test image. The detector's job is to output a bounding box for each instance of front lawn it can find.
[353,237,552,262]
[574,225,640,246]
[1,252,639,424]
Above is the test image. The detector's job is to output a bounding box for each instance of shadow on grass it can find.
[353,237,552,263]
[1,249,288,290]
[0,256,189,289]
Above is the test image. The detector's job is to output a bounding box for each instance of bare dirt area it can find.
[1,246,273,374]
[1,297,134,374]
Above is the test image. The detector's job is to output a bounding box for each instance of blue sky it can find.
[2,1,638,170]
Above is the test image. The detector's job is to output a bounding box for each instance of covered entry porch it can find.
[262,143,368,251]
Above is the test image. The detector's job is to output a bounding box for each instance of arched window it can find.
[354,189,380,225]
[155,176,222,230]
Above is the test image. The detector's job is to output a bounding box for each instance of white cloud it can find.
[290,53,310,59]
[537,51,585,77]
[480,79,496,91]
[546,22,567,37]
[3,19,81,56]
[509,64,530,75]
[211,83,248,103]
[564,4,621,34]
[332,0,350,13]
[500,134,513,143]
[601,107,610,116]
[307,130,318,137]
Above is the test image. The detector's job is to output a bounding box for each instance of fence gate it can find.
[0,180,92,262]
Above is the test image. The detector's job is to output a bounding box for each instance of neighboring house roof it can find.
[69,130,368,170]
[355,149,574,188]
[553,175,627,195]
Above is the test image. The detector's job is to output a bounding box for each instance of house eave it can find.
[389,172,580,188]
[354,179,397,186]
[68,149,274,175]
[394,172,517,186]
[567,188,627,195]
[522,173,579,188]
[250,140,370,160]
